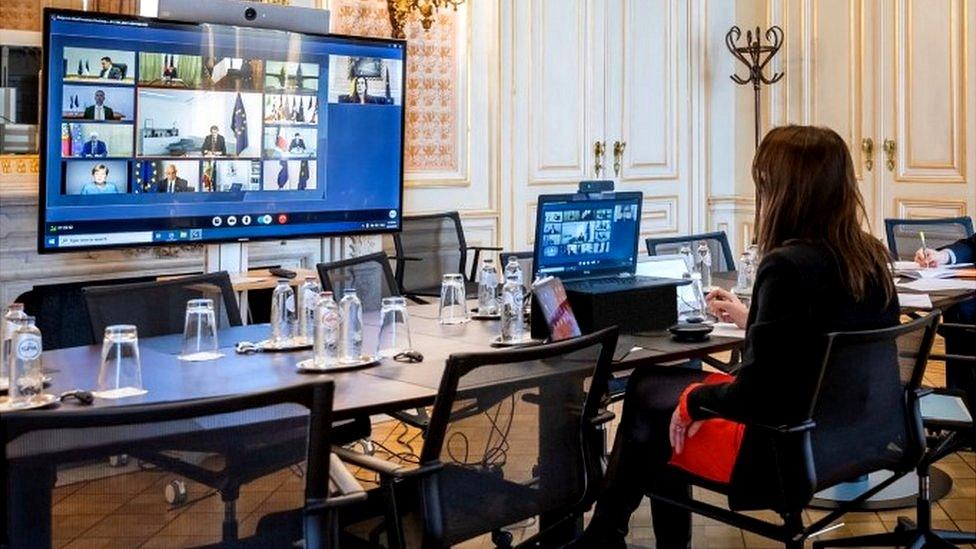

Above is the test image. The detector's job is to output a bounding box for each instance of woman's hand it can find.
[706,288,748,328]
[914,248,950,268]
[669,406,702,455]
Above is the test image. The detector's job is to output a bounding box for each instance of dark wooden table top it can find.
[25,305,742,421]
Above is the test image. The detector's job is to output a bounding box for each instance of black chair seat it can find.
[435,464,542,543]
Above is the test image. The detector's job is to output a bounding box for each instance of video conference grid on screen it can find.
[41,11,405,252]
[535,196,641,277]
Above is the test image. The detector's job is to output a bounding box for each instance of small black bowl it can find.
[669,322,714,343]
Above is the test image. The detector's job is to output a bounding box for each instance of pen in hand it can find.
[918,231,929,268]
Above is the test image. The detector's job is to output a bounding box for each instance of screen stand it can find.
[204,243,248,274]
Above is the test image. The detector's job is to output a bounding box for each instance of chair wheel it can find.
[491,529,513,548]
[108,454,128,467]
[164,479,188,506]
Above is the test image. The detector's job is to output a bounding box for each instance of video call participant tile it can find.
[61,122,134,158]
[203,57,265,92]
[201,159,262,192]
[263,126,316,159]
[62,47,135,85]
[327,55,402,106]
[133,160,201,193]
[62,160,130,195]
[136,89,262,158]
[264,94,318,125]
[61,85,133,122]
[264,61,319,94]
[262,160,317,191]
[138,52,204,88]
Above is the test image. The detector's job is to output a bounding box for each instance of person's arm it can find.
[684,252,816,425]
[945,234,976,264]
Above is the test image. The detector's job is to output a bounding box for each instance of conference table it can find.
[4,301,744,547]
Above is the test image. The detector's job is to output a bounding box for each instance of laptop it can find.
[636,254,698,315]
[532,191,678,293]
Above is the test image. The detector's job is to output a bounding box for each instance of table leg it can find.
[239,289,250,325]
[7,462,56,548]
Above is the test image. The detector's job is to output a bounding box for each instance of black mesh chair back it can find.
[1,382,336,548]
[414,327,618,547]
[646,230,736,272]
[393,212,468,296]
[316,252,399,313]
[82,271,242,339]
[884,216,974,260]
[728,313,938,511]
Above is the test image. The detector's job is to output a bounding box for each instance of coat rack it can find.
[726,26,784,148]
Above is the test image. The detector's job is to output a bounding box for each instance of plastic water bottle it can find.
[8,317,42,408]
[270,279,295,345]
[477,258,499,315]
[297,276,320,343]
[2,303,28,380]
[696,241,713,289]
[339,288,363,362]
[313,291,340,366]
[504,256,524,286]
[500,271,524,342]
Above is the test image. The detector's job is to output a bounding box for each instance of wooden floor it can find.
[44,350,976,548]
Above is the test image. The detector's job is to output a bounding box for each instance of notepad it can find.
[710,322,746,339]
[893,262,974,280]
[897,278,976,292]
[897,293,933,309]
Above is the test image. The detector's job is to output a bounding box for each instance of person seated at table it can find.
[83,90,115,121]
[571,125,898,549]
[98,56,123,80]
[201,125,227,156]
[915,234,975,412]
[288,133,307,154]
[81,132,108,157]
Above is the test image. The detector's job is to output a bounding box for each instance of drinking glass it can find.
[179,299,221,361]
[376,297,412,358]
[438,273,468,325]
[98,325,143,392]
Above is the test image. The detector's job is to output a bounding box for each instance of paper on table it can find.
[897,278,976,292]
[897,293,933,309]
[92,387,148,399]
[711,322,746,339]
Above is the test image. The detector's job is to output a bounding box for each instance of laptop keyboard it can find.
[566,276,649,291]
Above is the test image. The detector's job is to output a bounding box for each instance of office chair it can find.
[336,327,619,548]
[392,211,501,300]
[642,313,939,549]
[316,252,400,313]
[82,271,242,337]
[645,230,737,272]
[1,382,363,549]
[819,321,976,548]
[884,216,974,261]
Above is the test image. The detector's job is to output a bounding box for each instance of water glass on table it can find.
[179,298,221,361]
[438,273,469,325]
[97,325,143,393]
[377,297,412,358]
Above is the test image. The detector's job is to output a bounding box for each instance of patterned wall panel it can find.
[1,0,82,32]
[330,0,459,173]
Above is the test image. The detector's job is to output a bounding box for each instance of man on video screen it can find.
[99,56,123,80]
[81,132,108,157]
[202,125,227,156]
[83,90,115,120]
[155,164,190,193]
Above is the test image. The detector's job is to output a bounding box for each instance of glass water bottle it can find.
[270,279,295,346]
[339,288,363,362]
[313,291,341,366]
[8,317,43,408]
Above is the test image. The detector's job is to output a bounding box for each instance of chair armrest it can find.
[305,454,367,512]
[697,406,816,435]
[467,245,504,252]
[391,255,423,262]
[333,445,443,480]
[590,408,617,426]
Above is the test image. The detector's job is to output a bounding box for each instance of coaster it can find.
[0,393,58,412]
[296,356,381,373]
[489,334,543,348]
[92,387,149,400]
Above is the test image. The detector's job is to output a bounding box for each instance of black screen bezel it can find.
[37,7,406,254]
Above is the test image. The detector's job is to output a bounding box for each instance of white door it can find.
[504,0,608,252]
[604,0,691,250]
[877,0,975,225]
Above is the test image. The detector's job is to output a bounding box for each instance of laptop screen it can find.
[533,191,642,280]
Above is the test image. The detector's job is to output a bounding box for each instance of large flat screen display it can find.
[39,9,405,253]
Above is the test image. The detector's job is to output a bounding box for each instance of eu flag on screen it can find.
[231,93,248,155]
[277,160,289,189]
[298,160,309,190]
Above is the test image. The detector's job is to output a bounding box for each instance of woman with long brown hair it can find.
[572,126,897,548]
